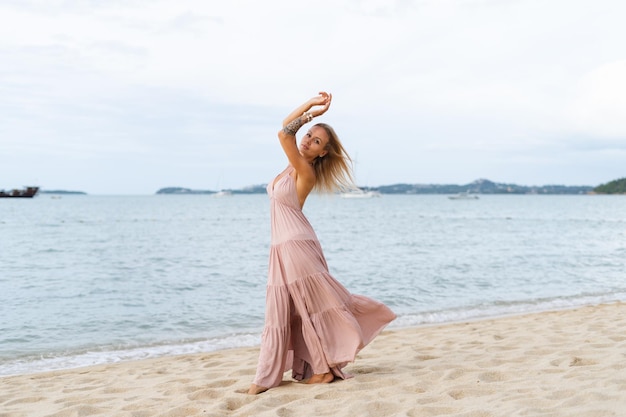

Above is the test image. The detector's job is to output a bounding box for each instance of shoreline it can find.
[2,302,625,417]
[3,293,625,379]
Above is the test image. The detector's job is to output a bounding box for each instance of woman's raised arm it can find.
[277,92,332,175]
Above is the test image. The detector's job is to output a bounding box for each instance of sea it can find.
[1,193,625,377]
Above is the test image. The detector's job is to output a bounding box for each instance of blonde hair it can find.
[311,123,356,193]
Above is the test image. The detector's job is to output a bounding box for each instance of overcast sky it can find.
[1,0,625,194]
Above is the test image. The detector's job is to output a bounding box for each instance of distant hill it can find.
[156,187,213,195]
[375,179,593,195]
[593,177,626,194]
[156,185,268,195]
[157,179,594,195]
[40,190,87,195]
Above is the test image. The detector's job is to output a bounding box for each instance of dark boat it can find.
[0,186,39,198]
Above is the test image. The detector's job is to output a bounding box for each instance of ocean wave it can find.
[0,333,261,377]
[391,291,626,329]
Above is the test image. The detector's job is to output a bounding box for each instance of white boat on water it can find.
[340,188,381,199]
[212,190,233,198]
[341,155,380,198]
[448,191,479,200]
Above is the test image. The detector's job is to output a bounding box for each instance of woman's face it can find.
[299,125,329,161]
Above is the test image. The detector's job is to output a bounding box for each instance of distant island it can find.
[593,177,626,194]
[156,178,600,195]
[40,190,87,195]
[156,185,267,195]
[371,179,593,195]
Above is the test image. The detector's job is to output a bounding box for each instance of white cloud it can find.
[567,59,626,138]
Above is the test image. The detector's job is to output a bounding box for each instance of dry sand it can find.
[2,302,625,417]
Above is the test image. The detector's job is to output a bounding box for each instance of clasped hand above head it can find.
[307,92,332,118]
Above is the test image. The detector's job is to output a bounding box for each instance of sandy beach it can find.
[1,302,624,417]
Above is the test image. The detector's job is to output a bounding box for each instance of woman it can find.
[248,92,396,395]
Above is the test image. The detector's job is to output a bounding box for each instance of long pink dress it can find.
[252,166,396,388]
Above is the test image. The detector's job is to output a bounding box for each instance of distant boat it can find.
[0,186,39,198]
[448,191,479,200]
[212,190,233,198]
[343,153,381,199]
[340,188,381,199]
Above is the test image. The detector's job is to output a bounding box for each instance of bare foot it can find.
[247,384,268,395]
[306,372,334,384]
